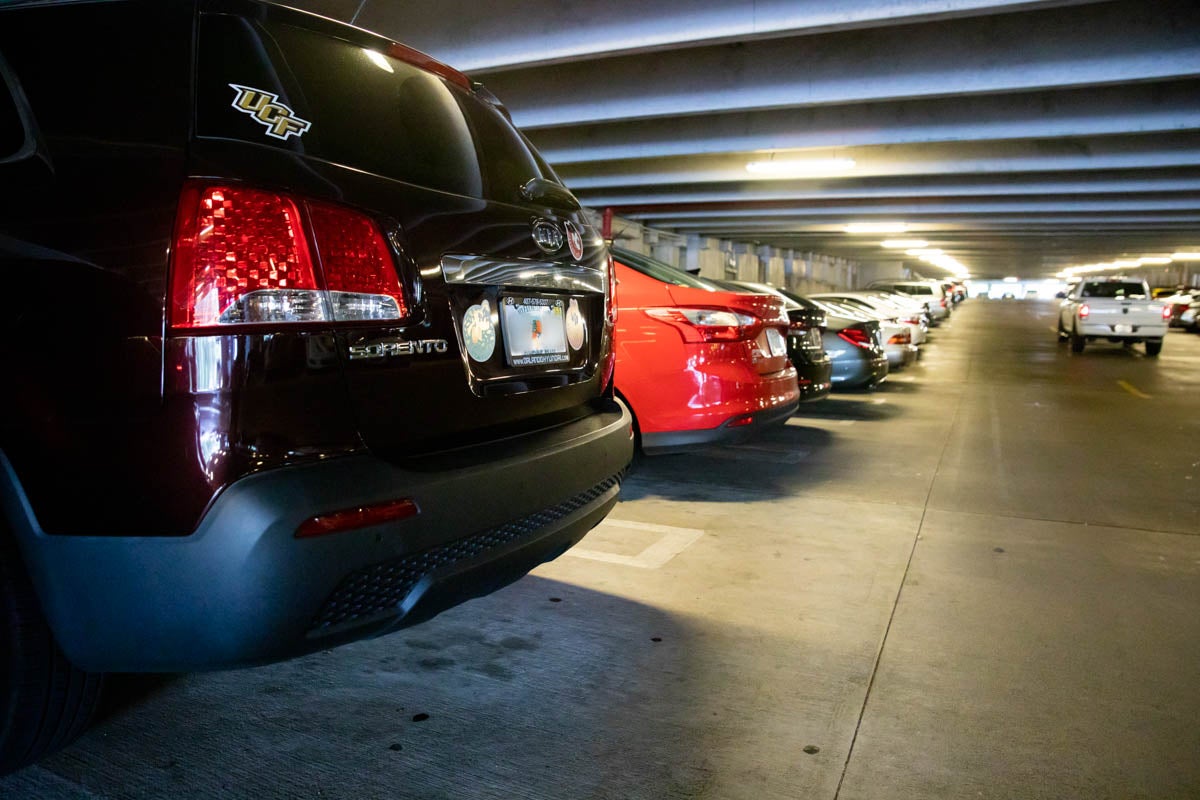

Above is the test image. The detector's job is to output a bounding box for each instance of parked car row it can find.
[609,250,958,452]
[1160,287,1200,332]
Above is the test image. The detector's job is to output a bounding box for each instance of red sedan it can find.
[612,247,800,453]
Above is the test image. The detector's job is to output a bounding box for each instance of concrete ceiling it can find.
[290,0,1200,280]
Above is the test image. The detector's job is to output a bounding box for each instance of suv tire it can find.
[1,531,104,775]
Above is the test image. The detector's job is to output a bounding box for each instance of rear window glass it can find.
[1080,282,1147,299]
[197,14,555,204]
[0,58,28,161]
[613,248,723,290]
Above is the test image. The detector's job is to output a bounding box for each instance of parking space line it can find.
[567,519,705,569]
[1117,379,1152,399]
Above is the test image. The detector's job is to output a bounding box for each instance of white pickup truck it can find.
[1057,277,1169,356]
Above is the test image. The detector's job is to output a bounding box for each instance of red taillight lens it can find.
[605,250,618,325]
[169,183,407,331]
[837,328,873,349]
[1078,304,1090,319]
[309,201,407,322]
[295,498,419,538]
[645,307,759,343]
[1162,304,1172,320]
[887,330,911,344]
[170,185,319,329]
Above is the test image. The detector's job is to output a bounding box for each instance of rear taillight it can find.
[169,183,407,331]
[837,328,873,349]
[940,297,948,308]
[1162,304,1172,320]
[887,330,912,345]
[645,307,759,343]
[605,250,618,325]
[1078,304,1090,319]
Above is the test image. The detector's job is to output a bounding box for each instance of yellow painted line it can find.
[1117,380,1152,399]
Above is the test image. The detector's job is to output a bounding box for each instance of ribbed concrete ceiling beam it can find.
[479,0,1200,129]
[579,171,1200,207]
[533,82,1200,163]
[354,0,1102,72]
[558,133,1200,189]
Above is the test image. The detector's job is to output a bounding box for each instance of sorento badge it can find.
[229,84,312,141]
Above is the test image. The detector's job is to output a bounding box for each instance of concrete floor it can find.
[4,299,1199,799]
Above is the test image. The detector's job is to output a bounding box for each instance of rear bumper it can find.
[1077,322,1167,339]
[831,353,889,390]
[795,359,833,402]
[641,398,799,454]
[2,400,634,672]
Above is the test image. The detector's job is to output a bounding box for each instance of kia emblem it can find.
[531,219,564,254]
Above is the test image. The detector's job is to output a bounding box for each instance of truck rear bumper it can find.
[2,400,634,672]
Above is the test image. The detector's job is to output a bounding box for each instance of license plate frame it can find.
[500,293,570,367]
[1113,324,1132,334]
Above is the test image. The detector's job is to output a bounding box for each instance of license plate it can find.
[765,327,787,357]
[501,294,570,367]
[1113,324,1131,334]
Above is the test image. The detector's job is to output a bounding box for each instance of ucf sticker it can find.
[566,298,586,351]
[462,300,496,362]
[229,84,311,141]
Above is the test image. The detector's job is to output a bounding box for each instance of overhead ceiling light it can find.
[881,239,928,249]
[1003,276,1019,283]
[844,222,907,234]
[1171,252,1200,261]
[745,158,856,177]
[1137,256,1173,265]
[1111,260,1139,268]
[906,248,942,257]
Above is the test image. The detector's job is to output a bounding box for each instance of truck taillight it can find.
[1078,304,1090,319]
[169,183,407,331]
[1162,304,1172,320]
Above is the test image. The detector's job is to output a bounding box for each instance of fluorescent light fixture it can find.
[1111,260,1139,268]
[364,49,394,73]
[843,222,908,234]
[1137,257,1173,265]
[745,158,856,177]
[1003,276,1019,283]
[906,248,942,257]
[1171,252,1200,261]
[881,239,928,249]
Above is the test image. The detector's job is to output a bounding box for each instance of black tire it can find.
[1070,325,1085,353]
[1056,318,1068,342]
[1,530,104,775]
[1145,340,1162,357]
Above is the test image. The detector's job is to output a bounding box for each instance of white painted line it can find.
[568,519,705,569]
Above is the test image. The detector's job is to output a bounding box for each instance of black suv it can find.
[0,0,632,772]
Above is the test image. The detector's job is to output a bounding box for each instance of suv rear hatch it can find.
[189,0,614,458]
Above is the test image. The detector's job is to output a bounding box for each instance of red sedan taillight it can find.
[645,307,760,343]
[169,183,408,330]
[837,328,873,349]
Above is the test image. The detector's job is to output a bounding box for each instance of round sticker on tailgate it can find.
[463,301,496,361]
[566,298,586,350]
